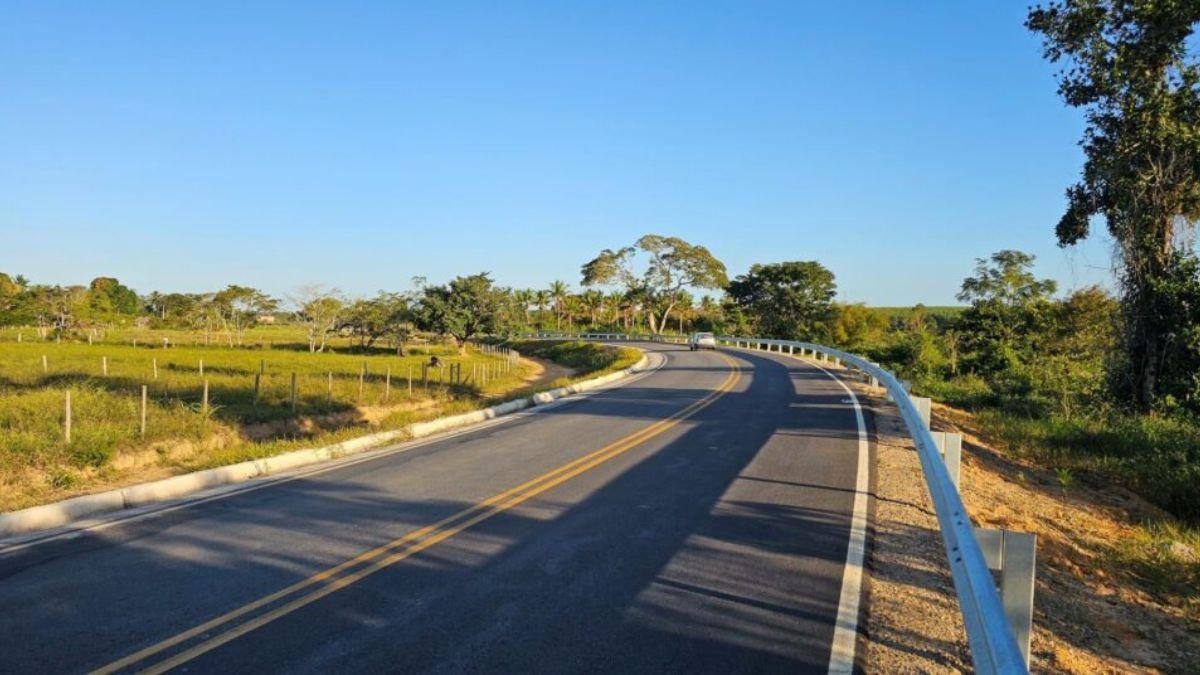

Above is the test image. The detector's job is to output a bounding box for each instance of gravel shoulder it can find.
[853,375,1199,674]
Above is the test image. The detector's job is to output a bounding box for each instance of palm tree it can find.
[581,290,604,328]
[533,290,551,330]
[562,295,584,330]
[605,291,624,329]
[548,280,570,330]
[513,289,534,328]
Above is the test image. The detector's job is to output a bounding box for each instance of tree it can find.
[726,261,837,340]
[1028,1,1200,409]
[0,273,21,313]
[412,273,506,352]
[295,285,345,353]
[533,290,551,329]
[581,235,727,334]
[211,285,278,346]
[548,280,570,330]
[1038,286,1119,418]
[830,303,888,350]
[574,289,600,328]
[955,250,1058,377]
[88,277,139,317]
[513,289,534,327]
[342,292,412,351]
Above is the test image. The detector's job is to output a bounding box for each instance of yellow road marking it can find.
[94,352,741,675]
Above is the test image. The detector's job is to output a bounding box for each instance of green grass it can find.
[1106,520,1200,618]
[508,340,639,373]
[970,409,1200,523]
[0,328,586,511]
[916,374,1200,615]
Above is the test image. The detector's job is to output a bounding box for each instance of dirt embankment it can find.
[861,387,1199,674]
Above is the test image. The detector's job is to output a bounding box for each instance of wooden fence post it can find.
[152,357,159,380]
[385,368,391,401]
[64,390,72,442]
[102,356,108,376]
[291,372,298,412]
[408,366,413,395]
[202,378,210,416]
[140,385,147,437]
[42,354,48,374]
[328,372,334,403]
[199,359,204,376]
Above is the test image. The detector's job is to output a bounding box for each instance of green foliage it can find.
[1035,286,1118,418]
[1107,521,1200,617]
[1028,1,1200,409]
[89,277,139,316]
[580,235,728,334]
[726,261,836,340]
[413,273,507,347]
[509,340,641,377]
[976,408,1200,523]
[342,292,412,351]
[955,250,1058,377]
[1055,467,1074,492]
[829,303,888,350]
[1126,250,1200,414]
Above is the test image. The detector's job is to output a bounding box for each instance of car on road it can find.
[689,332,717,351]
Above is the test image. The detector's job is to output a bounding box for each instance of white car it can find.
[689,332,717,351]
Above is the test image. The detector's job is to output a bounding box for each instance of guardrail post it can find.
[930,431,963,488]
[913,396,932,428]
[974,528,1036,669]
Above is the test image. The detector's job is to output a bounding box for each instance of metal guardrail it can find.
[520,332,1031,674]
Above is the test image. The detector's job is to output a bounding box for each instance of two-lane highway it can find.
[0,343,871,674]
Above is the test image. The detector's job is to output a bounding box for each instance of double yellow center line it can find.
[95,352,741,675]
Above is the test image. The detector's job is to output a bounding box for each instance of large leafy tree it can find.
[580,235,727,334]
[955,250,1058,377]
[88,277,139,316]
[413,273,506,352]
[726,261,837,340]
[1028,1,1200,408]
[342,292,412,351]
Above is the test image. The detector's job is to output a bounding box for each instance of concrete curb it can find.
[0,349,653,538]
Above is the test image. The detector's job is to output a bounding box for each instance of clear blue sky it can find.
[0,1,1116,306]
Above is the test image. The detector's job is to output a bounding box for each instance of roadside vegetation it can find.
[0,314,643,512]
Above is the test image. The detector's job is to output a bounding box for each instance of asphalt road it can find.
[0,343,871,674]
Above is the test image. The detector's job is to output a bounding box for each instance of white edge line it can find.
[724,345,869,673]
[0,349,670,554]
[805,359,868,675]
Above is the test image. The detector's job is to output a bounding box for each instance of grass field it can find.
[0,328,640,512]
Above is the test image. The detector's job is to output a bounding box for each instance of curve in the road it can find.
[96,354,743,675]
[0,343,872,675]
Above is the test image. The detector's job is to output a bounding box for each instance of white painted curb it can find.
[0,349,653,538]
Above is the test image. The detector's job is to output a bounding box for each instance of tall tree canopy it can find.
[726,261,836,340]
[1028,1,1200,408]
[413,273,506,351]
[88,277,139,316]
[580,235,727,334]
